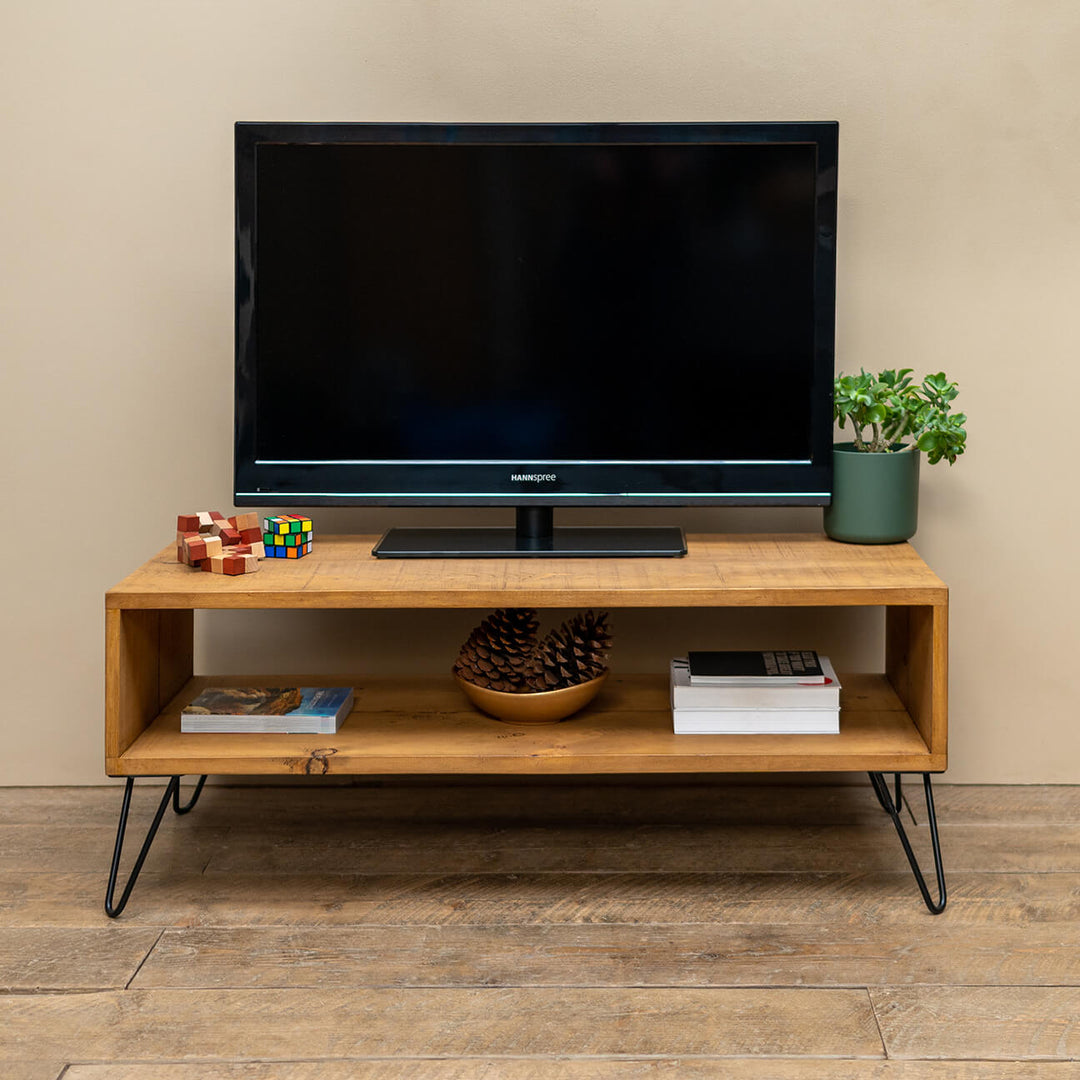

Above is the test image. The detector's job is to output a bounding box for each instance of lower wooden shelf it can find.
[110,672,941,777]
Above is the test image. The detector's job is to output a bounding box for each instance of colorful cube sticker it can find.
[262,514,313,535]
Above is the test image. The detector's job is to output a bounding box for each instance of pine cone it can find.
[453,608,540,692]
[526,610,613,691]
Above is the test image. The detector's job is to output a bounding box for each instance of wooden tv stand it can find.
[103,533,948,914]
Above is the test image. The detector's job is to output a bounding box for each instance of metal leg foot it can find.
[105,776,180,918]
[868,771,947,914]
[173,775,207,815]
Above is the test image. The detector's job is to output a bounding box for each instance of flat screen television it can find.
[234,121,838,557]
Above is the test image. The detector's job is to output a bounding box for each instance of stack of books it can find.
[671,650,840,734]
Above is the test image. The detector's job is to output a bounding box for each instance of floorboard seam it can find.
[123,928,166,990]
[866,985,891,1059]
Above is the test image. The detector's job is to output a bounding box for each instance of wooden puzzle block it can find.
[197,511,216,533]
[182,535,208,564]
[232,540,266,559]
[206,548,260,574]
[209,513,233,537]
[177,514,200,532]
[218,527,242,546]
[176,530,199,562]
[181,532,223,567]
[233,511,259,531]
[239,526,262,544]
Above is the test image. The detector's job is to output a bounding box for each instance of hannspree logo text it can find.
[510,474,557,482]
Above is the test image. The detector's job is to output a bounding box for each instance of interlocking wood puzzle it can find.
[174,510,300,574]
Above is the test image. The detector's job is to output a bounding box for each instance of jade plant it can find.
[833,369,967,465]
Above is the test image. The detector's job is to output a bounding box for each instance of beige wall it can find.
[3,0,1078,784]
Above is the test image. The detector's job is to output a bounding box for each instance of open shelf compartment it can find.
[111,672,939,777]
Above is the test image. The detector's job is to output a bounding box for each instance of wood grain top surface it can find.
[106,533,947,609]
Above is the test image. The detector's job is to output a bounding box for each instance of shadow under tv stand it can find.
[372,506,688,558]
[103,532,948,916]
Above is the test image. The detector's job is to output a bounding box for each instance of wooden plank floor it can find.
[0,782,1078,1077]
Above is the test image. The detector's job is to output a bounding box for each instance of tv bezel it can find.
[234,121,838,508]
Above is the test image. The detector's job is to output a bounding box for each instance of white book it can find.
[673,708,840,735]
[671,657,840,710]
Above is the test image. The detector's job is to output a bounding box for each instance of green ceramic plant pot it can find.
[824,442,920,544]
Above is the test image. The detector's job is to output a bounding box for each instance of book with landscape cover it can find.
[181,687,354,734]
[686,650,826,685]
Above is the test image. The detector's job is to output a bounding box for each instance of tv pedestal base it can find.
[373,507,687,558]
[373,524,688,558]
[104,533,949,917]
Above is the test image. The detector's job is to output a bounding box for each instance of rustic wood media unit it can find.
[104,532,949,916]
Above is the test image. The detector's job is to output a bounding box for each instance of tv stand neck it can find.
[515,506,553,548]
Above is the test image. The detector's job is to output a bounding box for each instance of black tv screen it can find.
[235,122,837,506]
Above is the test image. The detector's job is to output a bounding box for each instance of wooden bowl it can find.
[455,673,608,725]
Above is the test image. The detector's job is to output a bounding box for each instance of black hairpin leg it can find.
[868,771,947,914]
[105,775,208,918]
[173,774,207,815]
[871,771,903,815]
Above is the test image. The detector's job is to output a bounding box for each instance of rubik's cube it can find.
[262,515,314,559]
[176,511,267,574]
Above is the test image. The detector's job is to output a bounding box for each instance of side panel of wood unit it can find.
[105,608,193,772]
[158,609,195,710]
[885,602,948,766]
